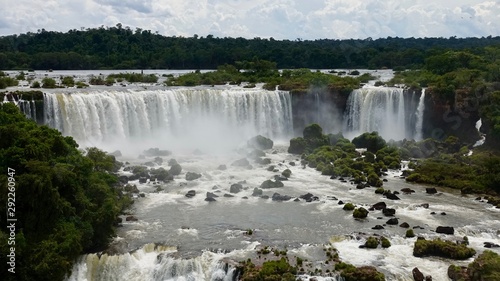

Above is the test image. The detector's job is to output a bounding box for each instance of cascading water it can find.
[43,88,293,152]
[343,87,420,140]
[414,88,426,141]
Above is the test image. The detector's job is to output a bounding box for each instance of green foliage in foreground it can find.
[467,250,500,280]
[0,76,19,89]
[413,238,476,260]
[0,103,130,281]
[240,258,297,281]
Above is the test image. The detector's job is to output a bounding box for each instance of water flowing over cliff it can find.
[343,87,423,140]
[43,88,293,151]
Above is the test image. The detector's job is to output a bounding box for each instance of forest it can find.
[0,24,500,70]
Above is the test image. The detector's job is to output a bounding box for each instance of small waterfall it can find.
[414,89,426,141]
[343,87,415,140]
[66,244,239,281]
[43,88,293,150]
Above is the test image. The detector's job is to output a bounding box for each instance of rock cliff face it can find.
[423,88,480,144]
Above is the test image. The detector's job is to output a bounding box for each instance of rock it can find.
[185,190,196,198]
[224,193,234,198]
[144,161,155,167]
[412,267,425,281]
[436,226,454,235]
[356,183,365,189]
[267,165,275,171]
[206,192,219,198]
[385,192,400,200]
[231,158,250,167]
[484,242,500,248]
[248,135,274,150]
[185,172,202,181]
[150,167,172,182]
[260,179,284,189]
[153,157,163,165]
[420,203,429,209]
[425,275,432,281]
[383,208,396,216]
[441,212,447,215]
[217,164,227,170]
[274,175,288,181]
[242,196,248,199]
[426,187,437,194]
[338,200,344,205]
[125,216,138,221]
[289,161,296,166]
[110,150,122,157]
[124,184,140,193]
[139,177,148,184]
[168,159,178,166]
[144,148,171,156]
[205,197,216,202]
[256,157,272,165]
[260,195,270,199]
[299,193,314,201]
[447,265,468,281]
[372,225,385,230]
[139,193,145,197]
[386,218,399,225]
[475,197,482,201]
[294,198,300,202]
[400,222,410,228]
[372,202,387,210]
[353,207,369,219]
[430,212,436,215]
[272,193,292,201]
[401,188,415,194]
[230,183,243,193]
[169,163,182,176]
[248,149,266,159]
[252,188,263,196]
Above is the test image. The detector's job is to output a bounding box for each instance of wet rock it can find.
[447,265,468,281]
[401,188,415,194]
[272,193,292,201]
[256,157,272,165]
[154,157,163,165]
[412,267,424,281]
[252,188,263,196]
[231,158,250,167]
[144,148,171,156]
[294,198,300,202]
[441,212,447,215]
[185,190,196,198]
[139,193,145,197]
[386,218,399,225]
[384,192,400,200]
[426,187,437,194]
[475,197,482,200]
[299,193,315,201]
[139,177,148,184]
[372,225,385,230]
[150,167,173,182]
[206,192,219,199]
[126,216,138,222]
[274,175,288,181]
[205,197,216,202]
[289,161,296,166]
[169,163,182,176]
[248,135,273,150]
[224,193,235,198]
[383,208,396,216]
[356,183,365,189]
[372,202,387,210]
[185,172,202,181]
[484,242,500,248]
[144,161,156,167]
[242,196,248,199]
[400,222,410,228]
[430,212,436,215]
[260,179,284,189]
[436,226,454,235]
[217,164,227,170]
[168,159,178,166]
[420,203,429,209]
[330,175,337,180]
[230,183,243,193]
[338,200,344,205]
[382,178,388,182]
[110,150,122,157]
[124,184,139,193]
[260,195,270,199]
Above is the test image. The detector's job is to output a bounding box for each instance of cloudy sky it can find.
[0,0,498,39]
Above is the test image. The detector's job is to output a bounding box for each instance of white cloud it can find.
[0,0,498,39]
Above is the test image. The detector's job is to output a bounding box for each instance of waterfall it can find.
[343,87,416,141]
[414,89,426,141]
[43,88,293,151]
[66,244,239,281]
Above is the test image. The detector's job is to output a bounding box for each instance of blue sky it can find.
[0,0,498,39]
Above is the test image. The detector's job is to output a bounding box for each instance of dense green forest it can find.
[1,24,500,70]
[0,103,130,280]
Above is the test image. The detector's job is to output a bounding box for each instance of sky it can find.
[0,0,499,40]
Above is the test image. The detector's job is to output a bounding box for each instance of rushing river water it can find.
[66,142,500,281]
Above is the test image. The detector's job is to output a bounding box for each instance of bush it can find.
[336,263,385,281]
[381,237,391,248]
[281,169,292,178]
[365,236,379,248]
[406,229,415,238]
[353,207,369,219]
[343,203,355,211]
[467,250,500,280]
[413,238,476,259]
[61,76,75,87]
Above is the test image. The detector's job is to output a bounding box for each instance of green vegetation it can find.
[365,237,379,248]
[61,76,75,87]
[0,103,131,281]
[41,77,57,88]
[239,257,297,281]
[406,229,415,238]
[343,202,355,211]
[0,74,19,89]
[466,250,500,280]
[335,262,385,281]
[353,207,369,219]
[413,238,476,260]
[381,237,391,248]
[107,73,158,83]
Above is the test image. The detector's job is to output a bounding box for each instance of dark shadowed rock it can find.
[372,225,385,230]
[252,188,263,196]
[484,242,500,248]
[372,202,387,210]
[206,192,219,199]
[338,200,344,205]
[420,203,429,208]
[436,226,454,235]
[126,216,138,221]
[168,159,178,166]
[260,195,270,199]
[139,177,148,184]
[272,193,292,201]
[169,163,182,176]
[385,192,400,200]
[256,158,272,165]
[144,148,171,156]
[412,267,424,281]
[401,188,415,194]
[386,218,399,225]
[224,193,235,198]
[185,190,196,198]
[400,222,410,228]
[260,179,284,189]
[383,208,396,216]
[205,197,216,202]
[426,187,437,194]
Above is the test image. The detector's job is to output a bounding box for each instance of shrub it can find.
[353,207,369,219]
[343,203,355,211]
[413,238,476,259]
[406,229,415,238]
[365,236,379,248]
[381,237,391,248]
[41,77,57,88]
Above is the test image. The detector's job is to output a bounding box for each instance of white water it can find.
[343,87,418,141]
[43,88,293,154]
[414,89,426,141]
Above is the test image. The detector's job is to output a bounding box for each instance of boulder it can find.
[400,222,410,228]
[125,216,138,222]
[231,158,250,167]
[248,135,274,150]
[484,242,500,248]
[260,179,284,189]
[185,172,202,181]
[385,192,400,200]
[144,148,171,156]
[372,225,385,230]
[260,195,270,199]
[168,159,178,166]
[206,192,219,199]
[256,158,272,165]
[356,183,365,189]
[139,177,148,184]
[383,208,396,216]
[372,202,387,210]
[252,188,263,196]
[185,190,196,198]
[169,163,182,176]
[401,188,415,194]
[412,267,425,281]
[124,184,140,193]
[386,218,399,225]
[353,207,369,219]
[224,193,235,198]
[436,226,454,235]
[230,183,243,193]
[426,187,437,194]
[217,164,227,170]
[248,149,266,159]
[150,167,172,182]
[420,203,429,209]
[272,193,292,201]
[153,157,163,165]
[205,197,216,202]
